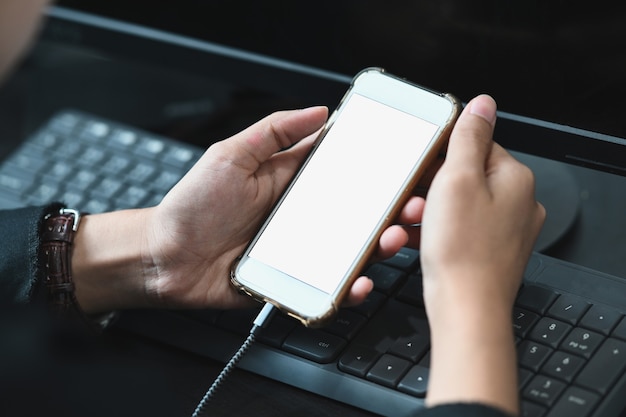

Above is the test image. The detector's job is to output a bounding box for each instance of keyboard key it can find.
[559,327,604,358]
[388,334,429,362]
[283,327,346,363]
[0,172,29,197]
[109,129,138,148]
[579,304,623,335]
[396,273,424,308]
[101,154,132,174]
[366,354,411,388]
[513,307,540,338]
[540,351,585,383]
[91,177,124,200]
[3,144,48,173]
[59,138,84,159]
[518,341,553,372]
[59,190,84,208]
[162,145,199,168]
[72,169,98,191]
[576,337,626,394]
[28,183,60,204]
[49,112,80,134]
[364,263,405,295]
[323,309,367,340]
[382,247,420,271]
[523,375,566,407]
[338,344,380,377]
[397,364,429,398]
[48,161,74,181]
[80,147,107,165]
[528,317,572,348]
[545,386,599,417]
[136,137,166,156]
[547,293,591,325]
[257,314,297,347]
[349,290,385,318]
[516,285,559,315]
[613,317,626,341]
[152,170,182,193]
[82,198,110,213]
[31,131,60,149]
[353,299,429,351]
[81,120,111,141]
[116,185,150,208]
[127,162,157,183]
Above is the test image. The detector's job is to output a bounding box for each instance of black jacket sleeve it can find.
[0,204,61,305]
[418,403,514,417]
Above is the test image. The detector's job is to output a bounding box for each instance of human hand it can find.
[420,95,545,313]
[145,106,423,310]
[73,107,417,313]
[142,107,328,310]
[419,94,545,414]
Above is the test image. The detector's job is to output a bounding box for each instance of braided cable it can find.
[191,302,275,417]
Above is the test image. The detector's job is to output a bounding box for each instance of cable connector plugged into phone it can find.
[250,301,277,334]
[191,302,276,417]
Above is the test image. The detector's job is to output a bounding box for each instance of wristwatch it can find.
[40,208,116,330]
[41,208,82,316]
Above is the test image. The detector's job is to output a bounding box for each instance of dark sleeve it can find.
[0,204,62,305]
[416,403,515,417]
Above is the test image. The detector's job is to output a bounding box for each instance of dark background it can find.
[55,0,626,139]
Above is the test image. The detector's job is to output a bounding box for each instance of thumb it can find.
[444,94,497,174]
[225,106,328,172]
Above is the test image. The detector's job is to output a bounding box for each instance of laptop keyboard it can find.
[0,111,203,212]
[2,110,625,417]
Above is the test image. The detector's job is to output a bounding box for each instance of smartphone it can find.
[231,68,461,327]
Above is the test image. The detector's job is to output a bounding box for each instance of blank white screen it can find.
[249,93,438,294]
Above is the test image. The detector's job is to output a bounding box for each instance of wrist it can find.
[71,208,151,314]
[422,267,520,322]
[424,279,519,415]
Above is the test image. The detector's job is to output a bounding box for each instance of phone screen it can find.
[248,92,439,294]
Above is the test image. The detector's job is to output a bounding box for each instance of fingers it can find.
[226,106,328,172]
[397,195,425,225]
[376,196,425,256]
[378,225,409,259]
[344,276,374,307]
[444,94,497,174]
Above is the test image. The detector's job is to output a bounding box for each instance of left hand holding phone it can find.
[73,107,419,313]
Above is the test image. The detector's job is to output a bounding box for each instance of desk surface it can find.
[1,38,626,417]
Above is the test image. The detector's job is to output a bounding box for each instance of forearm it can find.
[425,289,518,416]
[71,208,152,314]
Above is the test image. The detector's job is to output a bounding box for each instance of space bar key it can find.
[282,327,347,364]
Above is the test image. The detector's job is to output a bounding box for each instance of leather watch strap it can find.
[41,208,82,316]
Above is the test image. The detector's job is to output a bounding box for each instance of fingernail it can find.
[468,94,497,127]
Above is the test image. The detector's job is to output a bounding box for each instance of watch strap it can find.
[41,208,82,316]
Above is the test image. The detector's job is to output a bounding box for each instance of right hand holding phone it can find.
[419,94,545,414]
[421,94,546,315]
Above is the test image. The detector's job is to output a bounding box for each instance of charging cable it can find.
[191,302,276,417]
